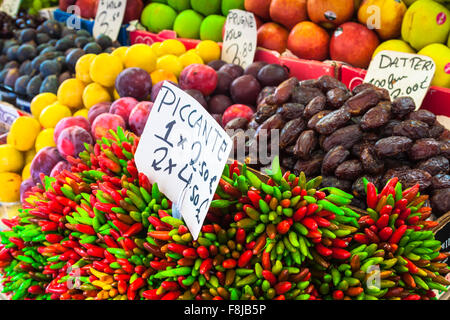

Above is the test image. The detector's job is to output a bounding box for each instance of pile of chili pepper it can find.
[0,127,448,300]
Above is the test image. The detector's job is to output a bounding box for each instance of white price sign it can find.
[364,51,436,109]
[93,0,126,41]
[221,9,257,69]
[135,82,232,240]
[0,0,21,17]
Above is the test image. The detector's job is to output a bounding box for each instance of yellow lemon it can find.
[156,54,184,77]
[82,82,112,109]
[73,108,89,119]
[57,78,86,109]
[89,53,124,87]
[24,148,35,164]
[151,42,162,55]
[150,69,178,85]
[75,53,96,84]
[158,39,186,56]
[0,144,23,173]
[39,103,72,128]
[111,46,128,64]
[7,116,41,151]
[0,172,21,202]
[179,50,204,68]
[35,128,56,152]
[30,92,57,119]
[124,44,157,73]
[22,162,31,180]
[195,40,221,63]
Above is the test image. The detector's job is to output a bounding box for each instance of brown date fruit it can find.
[293,151,324,177]
[408,138,441,161]
[293,130,317,160]
[256,86,276,105]
[224,117,249,131]
[285,144,295,155]
[343,88,380,116]
[335,160,363,181]
[254,114,285,141]
[265,77,298,105]
[391,96,415,119]
[431,174,450,189]
[440,140,450,158]
[247,118,260,130]
[360,103,391,131]
[291,85,325,105]
[429,123,445,139]
[382,168,432,190]
[360,145,384,175]
[407,110,436,126]
[380,120,401,137]
[374,136,413,157]
[326,88,351,109]
[439,130,450,141]
[303,95,326,119]
[416,156,449,176]
[322,124,363,152]
[281,155,297,169]
[431,188,450,215]
[315,108,351,135]
[392,119,429,140]
[280,118,306,149]
[351,141,373,158]
[321,176,352,192]
[321,145,350,176]
[277,103,305,121]
[254,104,278,124]
[299,79,319,87]
[307,110,332,130]
[352,175,382,198]
[352,83,390,101]
[316,75,348,92]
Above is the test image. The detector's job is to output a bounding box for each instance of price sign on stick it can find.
[93,0,127,41]
[0,0,21,17]
[135,82,232,240]
[364,50,436,109]
[221,9,257,69]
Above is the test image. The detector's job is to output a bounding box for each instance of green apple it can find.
[402,0,450,50]
[141,3,177,33]
[418,43,450,88]
[221,0,245,16]
[190,0,221,16]
[167,0,191,12]
[173,10,204,39]
[200,14,226,42]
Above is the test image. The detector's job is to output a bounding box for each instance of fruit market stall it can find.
[0,0,448,302]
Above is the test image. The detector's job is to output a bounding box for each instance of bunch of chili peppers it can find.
[0,127,448,300]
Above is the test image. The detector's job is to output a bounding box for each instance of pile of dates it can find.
[226,72,450,216]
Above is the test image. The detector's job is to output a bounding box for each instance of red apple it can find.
[222,104,254,127]
[257,22,289,54]
[330,22,380,69]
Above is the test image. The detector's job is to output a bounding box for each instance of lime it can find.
[141,3,177,33]
[167,0,191,11]
[190,0,220,16]
[173,9,204,39]
[200,15,226,42]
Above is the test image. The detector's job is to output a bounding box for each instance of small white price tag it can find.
[221,9,257,69]
[364,50,436,109]
[0,0,21,17]
[135,82,233,240]
[92,0,126,41]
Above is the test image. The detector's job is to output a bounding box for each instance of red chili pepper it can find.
[199,258,213,275]
[333,290,344,300]
[161,281,178,291]
[222,259,237,269]
[331,248,351,260]
[39,221,58,232]
[379,178,398,199]
[404,294,421,300]
[293,207,307,221]
[301,217,318,231]
[237,250,253,268]
[247,190,262,208]
[276,220,291,234]
[233,212,245,222]
[9,237,25,249]
[196,246,209,259]
[358,215,375,226]
[312,216,330,228]
[366,183,378,209]
[161,291,181,300]
[219,178,241,198]
[376,214,390,229]
[262,270,277,286]
[130,277,145,291]
[292,186,301,196]
[236,228,246,244]
[365,227,380,243]
[402,184,419,202]
[274,282,292,295]
[75,224,95,235]
[306,230,322,239]
[122,223,143,237]
[262,251,271,270]
[404,258,419,274]
[150,261,176,270]
[408,215,420,225]
[315,243,332,256]
[389,225,407,244]
[87,246,105,258]
[113,220,130,234]
[331,238,349,248]
[168,243,189,255]
[148,231,171,241]
[143,289,163,300]
[379,227,393,242]
[306,203,319,216]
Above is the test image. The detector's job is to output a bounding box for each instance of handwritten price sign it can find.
[93,0,126,41]
[0,0,21,17]
[221,9,257,69]
[364,50,436,109]
[135,82,232,240]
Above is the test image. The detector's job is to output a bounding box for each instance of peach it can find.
[257,22,289,54]
[244,0,272,20]
[129,101,153,136]
[330,22,380,69]
[53,116,91,143]
[269,0,308,30]
[307,0,355,29]
[91,113,126,140]
[287,21,330,61]
[109,97,139,124]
